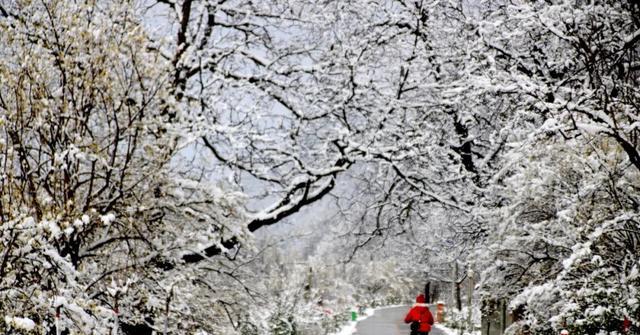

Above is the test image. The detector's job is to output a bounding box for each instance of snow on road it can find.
[333,305,448,335]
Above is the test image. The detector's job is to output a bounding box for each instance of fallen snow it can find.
[435,323,480,335]
[329,321,358,335]
[328,305,481,335]
[326,306,377,335]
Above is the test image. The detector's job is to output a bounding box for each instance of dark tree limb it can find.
[180,156,350,265]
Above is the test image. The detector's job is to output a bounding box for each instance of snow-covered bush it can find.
[445,306,481,332]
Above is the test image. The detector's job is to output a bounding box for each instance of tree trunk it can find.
[455,262,462,310]
[424,281,431,304]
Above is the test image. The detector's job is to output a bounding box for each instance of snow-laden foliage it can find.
[148,0,502,330]
[474,1,640,333]
[1,0,639,333]
[221,235,419,335]
[0,1,247,333]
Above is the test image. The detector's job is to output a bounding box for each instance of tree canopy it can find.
[0,0,638,334]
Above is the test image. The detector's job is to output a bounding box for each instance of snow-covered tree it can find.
[473,1,640,333]
[0,1,247,333]
[2,0,638,333]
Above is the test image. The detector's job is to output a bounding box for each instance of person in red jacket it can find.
[404,294,435,335]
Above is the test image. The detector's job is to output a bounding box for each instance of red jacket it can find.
[404,294,434,333]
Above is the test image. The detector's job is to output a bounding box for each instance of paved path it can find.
[353,305,447,335]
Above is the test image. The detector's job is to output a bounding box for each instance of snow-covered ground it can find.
[435,323,481,335]
[330,306,480,335]
[328,305,402,335]
[328,319,359,335]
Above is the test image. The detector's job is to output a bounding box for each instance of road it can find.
[353,305,447,335]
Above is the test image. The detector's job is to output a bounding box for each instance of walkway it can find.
[353,305,447,335]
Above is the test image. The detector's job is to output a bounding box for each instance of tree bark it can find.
[455,262,462,310]
[424,281,431,304]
